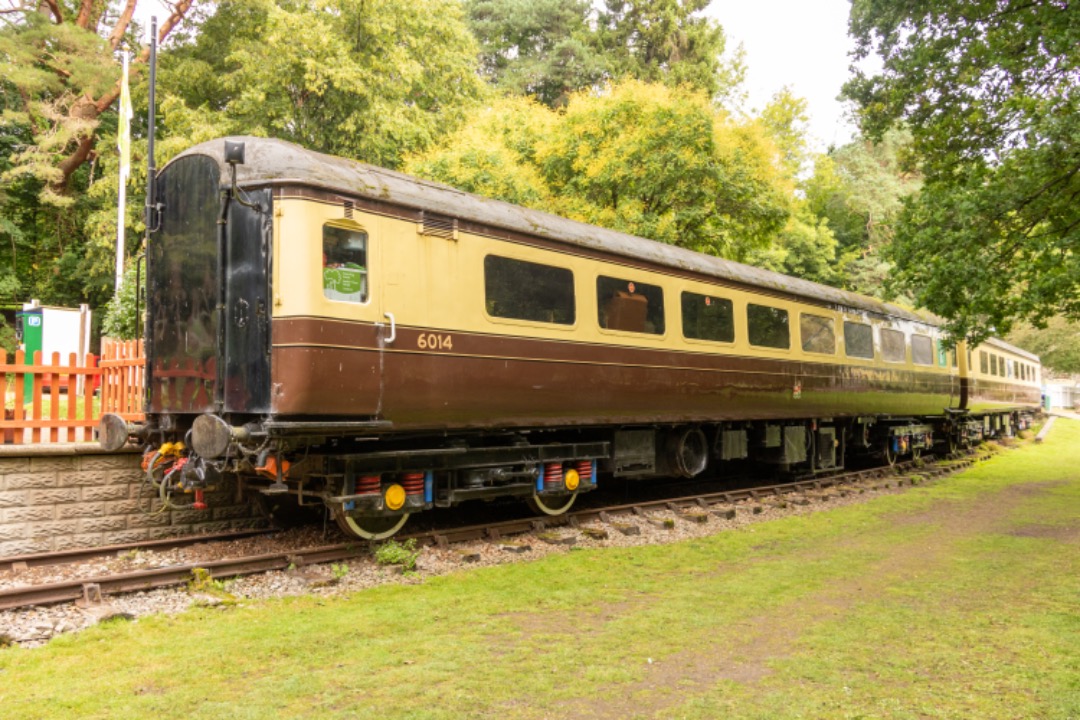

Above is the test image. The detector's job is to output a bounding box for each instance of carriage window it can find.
[597,276,664,334]
[323,225,368,303]
[681,292,734,343]
[911,335,934,365]
[747,304,789,349]
[1007,359,1014,379]
[989,354,998,376]
[881,329,906,363]
[980,351,988,374]
[484,256,575,325]
[998,355,1006,376]
[843,321,874,359]
[936,340,948,367]
[800,314,835,354]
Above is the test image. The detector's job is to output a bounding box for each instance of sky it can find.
[133,0,864,152]
[706,0,861,151]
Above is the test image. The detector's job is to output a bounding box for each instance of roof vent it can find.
[420,211,457,240]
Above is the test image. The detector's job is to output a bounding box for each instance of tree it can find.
[159,0,488,169]
[465,0,608,107]
[802,128,920,299]
[758,88,810,178]
[748,208,840,287]
[1008,318,1080,376]
[844,0,1079,342]
[400,96,554,207]
[595,0,744,104]
[407,80,791,260]
[464,0,745,108]
[0,0,195,204]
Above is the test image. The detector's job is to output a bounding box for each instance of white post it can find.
[116,170,126,292]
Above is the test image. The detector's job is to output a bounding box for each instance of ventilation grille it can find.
[420,211,458,240]
[343,200,354,219]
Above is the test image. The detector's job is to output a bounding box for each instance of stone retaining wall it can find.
[0,446,265,556]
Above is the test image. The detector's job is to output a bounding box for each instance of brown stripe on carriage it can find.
[269,317,963,428]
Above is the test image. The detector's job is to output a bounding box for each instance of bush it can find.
[102,260,145,339]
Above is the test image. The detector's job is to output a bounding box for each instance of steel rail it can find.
[0,454,979,613]
[0,529,275,575]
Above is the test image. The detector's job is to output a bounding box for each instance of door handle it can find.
[383,312,396,345]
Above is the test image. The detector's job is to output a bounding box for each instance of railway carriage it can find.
[100,137,1042,538]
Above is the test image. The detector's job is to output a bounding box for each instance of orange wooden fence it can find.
[0,340,146,445]
[100,338,146,422]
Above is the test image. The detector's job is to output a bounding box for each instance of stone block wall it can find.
[0,446,266,556]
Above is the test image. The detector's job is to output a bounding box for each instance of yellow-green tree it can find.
[408,80,791,261]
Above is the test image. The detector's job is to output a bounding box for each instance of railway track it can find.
[0,453,981,613]
[0,529,275,575]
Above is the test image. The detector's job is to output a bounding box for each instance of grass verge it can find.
[1,421,1078,719]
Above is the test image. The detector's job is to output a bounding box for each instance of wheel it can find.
[527,492,577,516]
[335,510,410,540]
[883,442,898,466]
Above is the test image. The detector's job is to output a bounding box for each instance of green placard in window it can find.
[324,265,366,294]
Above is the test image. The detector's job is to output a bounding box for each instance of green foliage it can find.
[102,261,145,340]
[1007,318,1080,376]
[0,12,118,203]
[466,0,608,107]
[844,0,1079,342]
[594,0,745,104]
[797,129,920,301]
[188,567,227,594]
[757,87,810,177]
[160,0,488,169]
[373,539,420,571]
[404,97,555,207]
[748,208,840,287]
[465,0,745,108]
[0,316,16,355]
[409,80,791,260]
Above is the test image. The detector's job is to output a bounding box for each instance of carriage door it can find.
[221,191,273,414]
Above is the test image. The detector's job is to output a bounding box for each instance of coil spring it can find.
[401,472,426,496]
[575,460,593,484]
[356,475,381,495]
[543,462,563,489]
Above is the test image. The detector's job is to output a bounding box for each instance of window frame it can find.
[843,320,875,360]
[746,303,791,350]
[680,291,735,345]
[799,313,836,355]
[911,334,934,366]
[482,254,577,327]
[322,222,370,305]
[880,328,907,364]
[596,275,666,336]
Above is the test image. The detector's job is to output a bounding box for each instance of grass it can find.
[2,391,101,420]
[1,421,1078,719]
